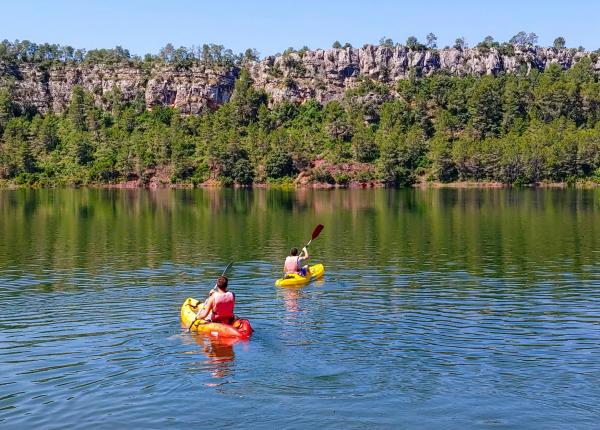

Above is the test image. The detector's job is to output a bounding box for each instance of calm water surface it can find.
[0,189,599,429]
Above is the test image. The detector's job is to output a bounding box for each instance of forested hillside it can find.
[1,36,600,187]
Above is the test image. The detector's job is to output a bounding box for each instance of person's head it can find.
[216,276,228,291]
[290,247,298,256]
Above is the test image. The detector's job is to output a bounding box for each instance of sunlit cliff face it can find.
[3,45,597,114]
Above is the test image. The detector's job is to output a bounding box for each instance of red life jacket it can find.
[212,291,235,324]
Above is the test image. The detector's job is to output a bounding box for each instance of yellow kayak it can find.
[180,297,253,339]
[275,263,325,287]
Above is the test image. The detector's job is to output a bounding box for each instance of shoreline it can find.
[1,179,598,190]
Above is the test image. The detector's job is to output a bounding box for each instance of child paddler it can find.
[283,247,310,276]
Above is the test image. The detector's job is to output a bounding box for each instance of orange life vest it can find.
[212,291,235,324]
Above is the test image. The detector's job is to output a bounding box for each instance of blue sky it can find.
[2,0,599,56]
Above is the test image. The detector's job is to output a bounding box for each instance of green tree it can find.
[379,37,394,47]
[406,36,419,49]
[0,85,17,133]
[469,76,503,138]
[31,114,60,154]
[553,37,566,49]
[232,158,254,185]
[502,75,529,133]
[351,123,378,162]
[264,146,295,178]
[426,33,437,49]
[454,37,467,50]
[532,64,581,124]
[0,117,35,178]
[428,135,457,182]
[479,36,495,48]
[323,101,352,142]
[510,31,538,46]
[377,127,427,185]
[68,85,93,131]
[230,69,267,126]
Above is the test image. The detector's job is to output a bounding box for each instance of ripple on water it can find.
[1,189,600,428]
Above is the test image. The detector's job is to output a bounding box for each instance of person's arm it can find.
[196,295,214,320]
[300,246,310,260]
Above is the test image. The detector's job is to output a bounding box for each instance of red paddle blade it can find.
[311,224,324,240]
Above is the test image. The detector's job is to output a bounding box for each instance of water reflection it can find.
[191,335,238,379]
[276,278,326,314]
[1,188,599,428]
[279,286,302,315]
[2,188,597,279]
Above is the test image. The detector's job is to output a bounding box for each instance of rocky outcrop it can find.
[2,45,599,114]
[0,62,238,114]
[249,45,599,104]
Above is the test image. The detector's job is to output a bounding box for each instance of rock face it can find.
[2,45,599,114]
[249,45,600,105]
[0,63,238,115]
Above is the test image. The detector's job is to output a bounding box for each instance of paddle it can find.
[188,262,234,332]
[286,225,323,278]
[305,224,324,248]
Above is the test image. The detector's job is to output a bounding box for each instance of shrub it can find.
[265,148,296,178]
[333,172,350,186]
[311,166,334,184]
[232,158,254,185]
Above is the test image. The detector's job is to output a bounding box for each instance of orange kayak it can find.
[180,297,253,339]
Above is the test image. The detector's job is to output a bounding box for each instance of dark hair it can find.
[216,276,228,290]
[290,248,298,256]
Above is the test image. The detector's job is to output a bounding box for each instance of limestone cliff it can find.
[2,45,599,114]
[0,62,238,114]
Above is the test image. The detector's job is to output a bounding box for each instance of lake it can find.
[1,188,599,429]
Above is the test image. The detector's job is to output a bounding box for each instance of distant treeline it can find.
[2,53,600,187]
[2,32,598,68]
[0,39,258,67]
